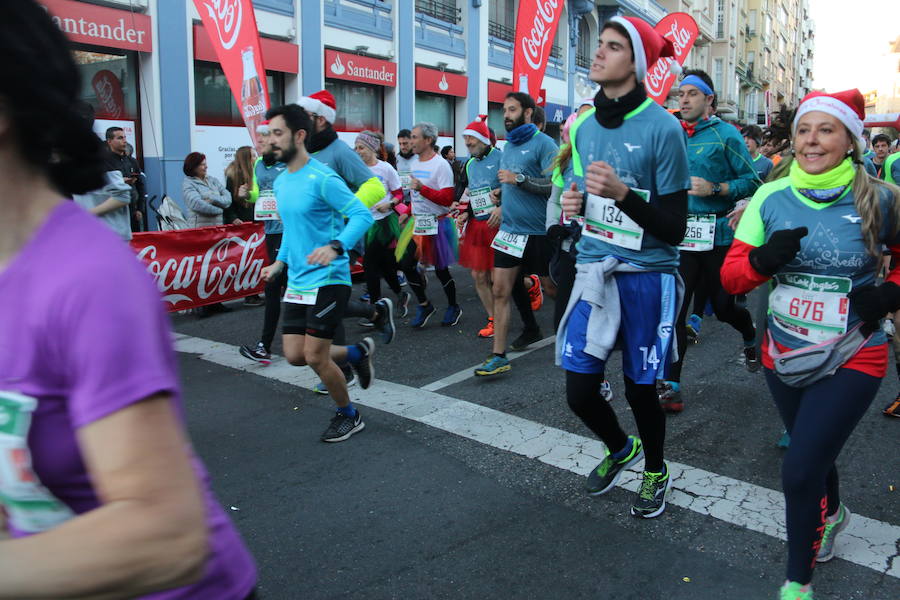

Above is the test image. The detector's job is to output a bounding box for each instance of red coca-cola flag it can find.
[644,13,699,105]
[130,223,267,312]
[512,1,564,102]
[193,0,269,141]
[91,70,125,119]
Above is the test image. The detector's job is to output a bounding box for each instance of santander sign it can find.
[512,0,563,100]
[644,13,699,105]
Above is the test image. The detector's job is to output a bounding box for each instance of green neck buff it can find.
[790,158,856,203]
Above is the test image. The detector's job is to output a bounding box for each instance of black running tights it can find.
[398,242,428,305]
[670,245,756,381]
[764,367,881,584]
[566,371,666,472]
[364,237,402,301]
[261,234,287,351]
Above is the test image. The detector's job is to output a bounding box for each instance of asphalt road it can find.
[172,267,899,600]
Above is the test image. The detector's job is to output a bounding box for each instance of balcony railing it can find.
[415,0,460,24]
[488,21,562,59]
[576,52,591,69]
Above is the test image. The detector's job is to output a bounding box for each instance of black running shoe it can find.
[509,328,542,351]
[350,337,375,389]
[239,342,271,365]
[321,410,365,442]
[373,298,396,344]
[630,463,671,519]
[397,290,412,318]
[743,345,761,373]
[586,436,644,495]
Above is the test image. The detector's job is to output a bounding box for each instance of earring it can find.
[790,147,795,156]
[846,148,853,155]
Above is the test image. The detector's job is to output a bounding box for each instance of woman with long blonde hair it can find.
[225,145,263,305]
[721,89,900,600]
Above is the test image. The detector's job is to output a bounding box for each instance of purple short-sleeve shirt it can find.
[0,202,256,599]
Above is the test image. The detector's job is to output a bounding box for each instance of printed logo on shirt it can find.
[657,322,673,338]
[624,143,642,152]
[564,342,574,357]
[486,165,496,169]
[841,214,862,224]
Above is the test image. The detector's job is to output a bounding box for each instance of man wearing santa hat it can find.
[297,90,392,394]
[559,15,691,519]
[656,70,761,413]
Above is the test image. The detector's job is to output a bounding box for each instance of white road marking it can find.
[175,334,900,579]
[421,335,556,392]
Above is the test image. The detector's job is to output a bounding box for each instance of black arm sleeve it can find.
[454,165,469,203]
[616,188,688,246]
[521,176,552,197]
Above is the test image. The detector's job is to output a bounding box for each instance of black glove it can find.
[749,227,808,276]
[848,282,900,323]
[547,224,569,242]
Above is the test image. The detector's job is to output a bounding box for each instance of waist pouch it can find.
[768,324,871,388]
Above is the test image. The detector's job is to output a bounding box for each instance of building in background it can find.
[872,36,900,115]
[45,0,815,222]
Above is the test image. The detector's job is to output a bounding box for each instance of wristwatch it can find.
[711,182,722,196]
[328,240,345,256]
[515,173,526,186]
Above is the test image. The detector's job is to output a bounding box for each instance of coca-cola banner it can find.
[130,223,266,312]
[644,13,699,105]
[512,0,564,103]
[193,0,270,142]
[91,70,125,119]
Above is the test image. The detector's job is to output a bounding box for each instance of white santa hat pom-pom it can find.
[669,60,683,76]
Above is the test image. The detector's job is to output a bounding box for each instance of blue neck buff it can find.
[680,75,714,97]
[506,123,537,145]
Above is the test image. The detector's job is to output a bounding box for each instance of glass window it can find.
[489,0,517,40]
[194,61,284,127]
[74,47,139,120]
[714,58,724,94]
[576,18,592,69]
[325,80,383,132]
[415,92,455,137]
[488,102,505,140]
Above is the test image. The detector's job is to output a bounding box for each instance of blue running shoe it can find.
[474,354,511,376]
[441,305,462,327]
[410,302,435,328]
[686,313,702,343]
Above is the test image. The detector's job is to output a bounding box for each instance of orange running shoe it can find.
[478,318,495,338]
[527,274,543,311]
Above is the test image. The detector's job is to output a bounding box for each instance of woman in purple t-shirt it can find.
[0,3,256,598]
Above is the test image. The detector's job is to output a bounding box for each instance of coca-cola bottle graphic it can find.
[240,46,265,136]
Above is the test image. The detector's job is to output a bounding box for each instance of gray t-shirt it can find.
[73,170,133,241]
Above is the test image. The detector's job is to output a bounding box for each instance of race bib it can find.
[679,213,716,252]
[414,214,439,236]
[254,189,279,221]
[469,187,494,220]
[491,231,528,258]
[283,287,319,305]
[399,171,412,189]
[0,391,76,533]
[769,273,852,344]
[582,188,650,251]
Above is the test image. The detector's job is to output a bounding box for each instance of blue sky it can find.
[809,0,900,93]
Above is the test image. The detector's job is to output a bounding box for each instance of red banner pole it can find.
[193,0,270,142]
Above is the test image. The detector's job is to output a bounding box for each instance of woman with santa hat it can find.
[721,88,900,600]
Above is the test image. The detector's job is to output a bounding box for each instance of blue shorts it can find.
[561,271,676,385]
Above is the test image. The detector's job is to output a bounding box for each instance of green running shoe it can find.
[779,581,814,599]
[474,354,511,377]
[585,435,643,496]
[630,463,671,519]
[816,503,850,562]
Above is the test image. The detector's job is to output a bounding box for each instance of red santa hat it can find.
[792,89,866,148]
[298,89,337,124]
[462,114,491,146]
[256,119,270,135]
[610,16,680,81]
